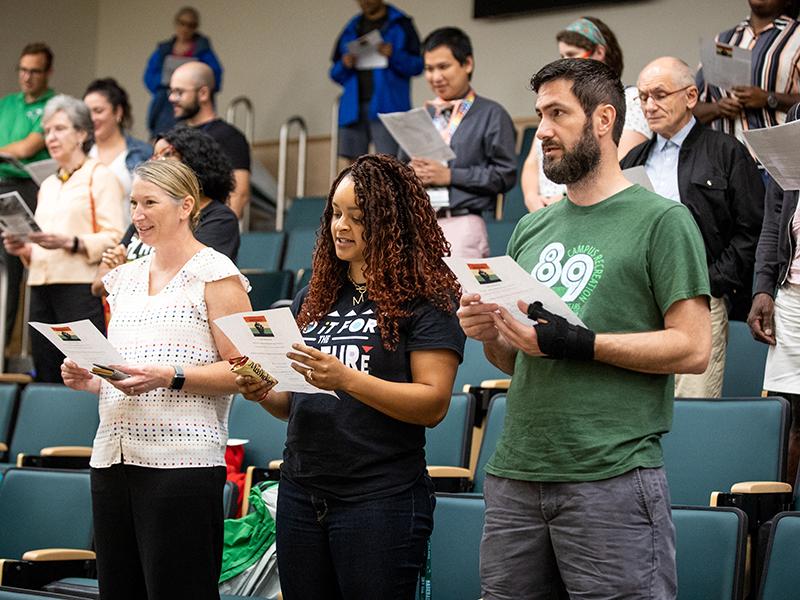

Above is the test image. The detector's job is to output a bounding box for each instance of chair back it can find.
[673,506,747,600]
[452,338,507,394]
[247,270,293,310]
[10,385,99,457]
[285,196,326,232]
[0,468,92,559]
[0,384,17,447]
[426,494,485,600]
[473,394,507,493]
[723,321,769,397]
[228,395,288,468]
[759,511,800,599]
[485,220,518,257]
[237,232,286,273]
[282,228,319,275]
[662,397,788,506]
[426,393,475,468]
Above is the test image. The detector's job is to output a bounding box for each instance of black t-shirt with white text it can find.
[283,283,465,501]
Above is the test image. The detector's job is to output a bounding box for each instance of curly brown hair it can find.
[296,154,460,350]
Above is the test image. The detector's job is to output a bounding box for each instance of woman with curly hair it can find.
[236,153,465,599]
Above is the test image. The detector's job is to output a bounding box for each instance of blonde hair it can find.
[133,159,201,230]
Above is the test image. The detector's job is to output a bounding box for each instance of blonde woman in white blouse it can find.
[61,159,251,600]
[3,94,123,382]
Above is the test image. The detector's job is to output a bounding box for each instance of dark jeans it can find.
[29,284,105,382]
[276,474,435,600]
[91,464,226,600]
[0,177,38,344]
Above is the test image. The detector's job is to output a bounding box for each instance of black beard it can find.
[542,122,601,185]
[176,99,201,121]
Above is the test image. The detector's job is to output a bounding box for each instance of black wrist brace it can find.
[526,301,595,361]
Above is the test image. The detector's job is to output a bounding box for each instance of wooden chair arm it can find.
[40,446,93,457]
[730,481,793,494]
[480,379,510,390]
[427,466,472,478]
[268,459,283,470]
[0,442,7,453]
[22,549,96,561]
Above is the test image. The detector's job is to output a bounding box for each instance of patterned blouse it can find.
[90,247,249,469]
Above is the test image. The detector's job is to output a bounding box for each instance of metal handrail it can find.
[225,96,254,144]
[276,116,308,231]
[330,97,340,184]
[225,96,255,231]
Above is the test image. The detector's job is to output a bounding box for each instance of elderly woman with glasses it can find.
[2,94,124,382]
[144,6,223,138]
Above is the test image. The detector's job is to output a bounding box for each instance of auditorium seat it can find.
[759,511,800,599]
[673,505,747,600]
[247,270,293,310]
[662,397,789,506]
[500,125,537,223]
[722,320,769,397]
[426,393,476,491]
[485,220,518,257]
[284,196,326,232]
[0,468,95,590]
[282,228,318,293]
[472,394,506,494]
[2,385,98,472]
[0,384,18,461]
[237,231,286,274]
[420,494,485,600]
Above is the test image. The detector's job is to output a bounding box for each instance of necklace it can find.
[348,273,367,305]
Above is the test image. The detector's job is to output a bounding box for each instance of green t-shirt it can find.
[0,89,54,179]
[486,185,710,483]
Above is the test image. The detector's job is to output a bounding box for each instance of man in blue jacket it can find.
[330,0,423,160]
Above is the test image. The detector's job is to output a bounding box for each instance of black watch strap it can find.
[169,365,186,390]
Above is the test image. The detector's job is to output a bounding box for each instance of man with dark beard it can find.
[169,61,250,218]
[457,59,712,599]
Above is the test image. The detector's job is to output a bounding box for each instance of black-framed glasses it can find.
[638,85,693,105]
[16,66,46,76]
[168,87,199,99]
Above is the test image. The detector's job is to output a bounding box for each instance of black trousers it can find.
[29,283,105,383]
[91,464,226,600]
[0,177,38,343]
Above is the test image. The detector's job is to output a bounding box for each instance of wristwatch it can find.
[767,93,779,109]
[169,365,185,390]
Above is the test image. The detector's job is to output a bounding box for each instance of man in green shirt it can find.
[0,43,55,342]
[458,59,711,599]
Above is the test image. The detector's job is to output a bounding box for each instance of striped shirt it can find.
[697,14,800,141]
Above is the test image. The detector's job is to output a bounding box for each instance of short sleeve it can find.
[185,248,250,292]
[102,260,138,313]
[406,300,466,362]
[623,87,651,138]
[648,204,711,315]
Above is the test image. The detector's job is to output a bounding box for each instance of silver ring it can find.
[131,387,137,395]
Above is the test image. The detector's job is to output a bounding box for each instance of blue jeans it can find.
[276,475,435,600]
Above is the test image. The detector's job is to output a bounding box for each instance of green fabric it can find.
[487,185,710,482]
[219,481,278,583]
[0,89,54,179]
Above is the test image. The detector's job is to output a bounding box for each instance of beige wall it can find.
[90,0,745,143]
[5,0,745,171]
[0,0,98,99]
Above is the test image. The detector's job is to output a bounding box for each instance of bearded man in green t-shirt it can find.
[458,59,712,599]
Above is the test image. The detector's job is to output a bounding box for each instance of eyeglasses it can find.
[16,66,46,76]
[637,85,693,105]
[168,87,198,99]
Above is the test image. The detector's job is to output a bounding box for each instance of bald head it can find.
[639,57,695,89]
[172,60,216,90]
[636,56,698,139]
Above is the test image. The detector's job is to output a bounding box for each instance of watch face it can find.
[768,94,778,109]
